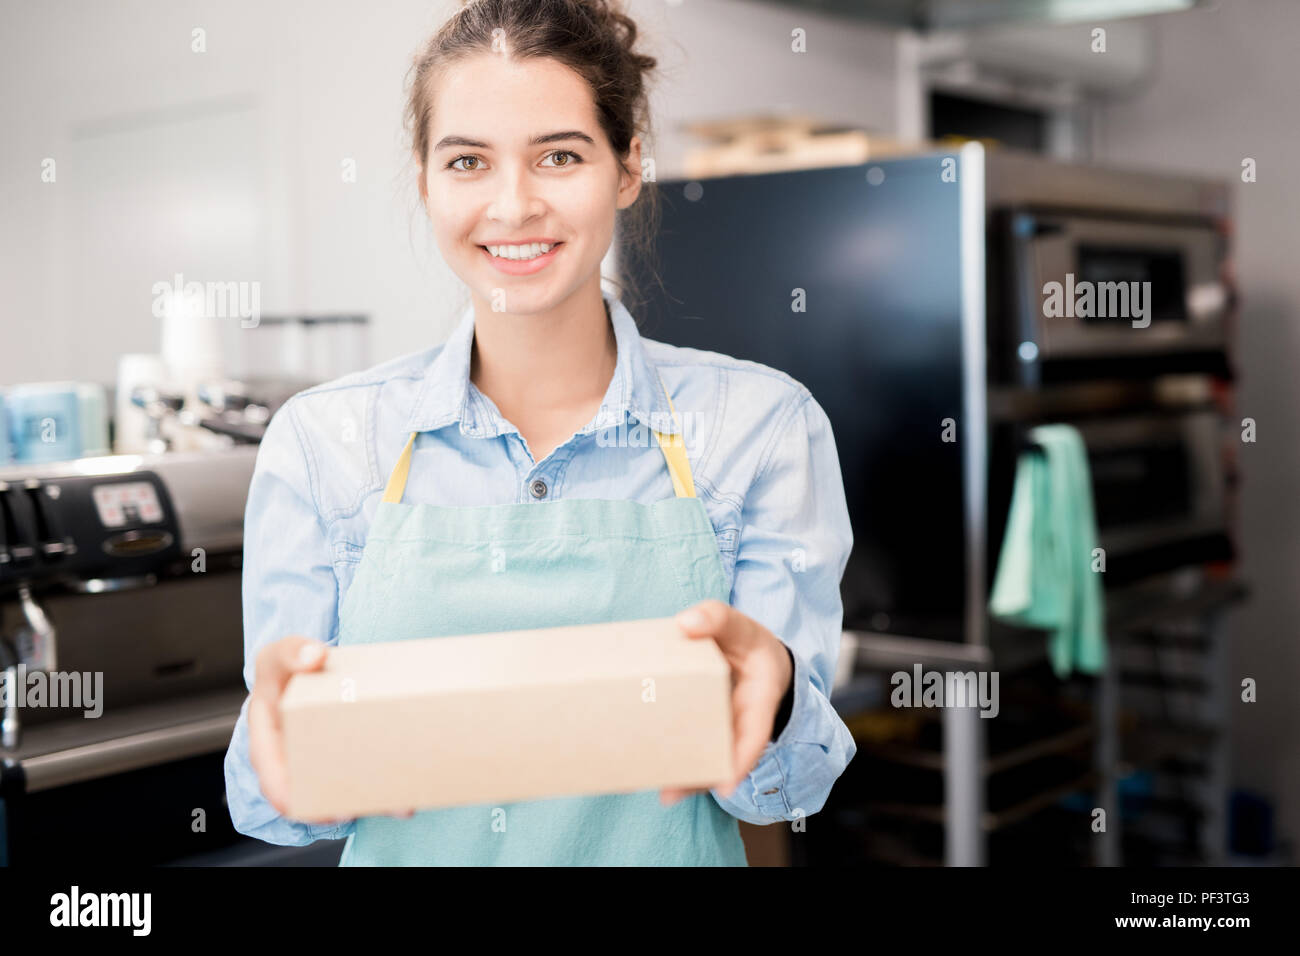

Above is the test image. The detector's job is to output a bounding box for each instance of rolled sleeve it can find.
[710,389,857,826]
[222,397,355,846]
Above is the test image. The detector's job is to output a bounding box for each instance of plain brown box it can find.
[281,616,735,821]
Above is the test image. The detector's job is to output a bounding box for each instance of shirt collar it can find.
[404,288,680,438]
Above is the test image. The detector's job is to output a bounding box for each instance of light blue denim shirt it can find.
[224,288,857,846]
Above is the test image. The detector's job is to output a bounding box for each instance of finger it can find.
[678,603,766,673]
[674,599,733,643]
[253,637,328,711]
[676,601,756,676]
[720,677,772,797]
[274,636,330,684]
[247,691,291,814]
[250,637,328,817]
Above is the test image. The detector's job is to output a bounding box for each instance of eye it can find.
[446,154,483,172]
[543,150,583,168]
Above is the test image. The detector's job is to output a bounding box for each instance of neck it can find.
[468,278,617,417]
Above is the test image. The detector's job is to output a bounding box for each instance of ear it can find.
[616,135,643,210]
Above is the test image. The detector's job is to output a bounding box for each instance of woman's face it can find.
[420,52,642,315]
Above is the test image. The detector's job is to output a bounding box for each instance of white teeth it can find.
[486,242,555,260]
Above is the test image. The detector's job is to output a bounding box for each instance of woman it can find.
[224,0,856,866]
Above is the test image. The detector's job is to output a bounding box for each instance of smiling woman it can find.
[225,0,857,869]
[408,0,660,319]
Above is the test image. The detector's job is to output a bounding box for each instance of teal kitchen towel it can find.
[988,424,1107,678]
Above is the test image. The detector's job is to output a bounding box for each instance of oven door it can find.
[1075,410,1231,581]
[1010,211,1228,362]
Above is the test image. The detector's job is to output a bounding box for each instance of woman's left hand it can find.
[660,599,794,807]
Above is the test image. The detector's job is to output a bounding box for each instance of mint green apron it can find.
[334,377,748,866]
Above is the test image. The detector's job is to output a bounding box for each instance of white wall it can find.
[1089,0,1300,854]
[0,0,899,387]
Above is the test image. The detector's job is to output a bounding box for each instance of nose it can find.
[486,164,545,227]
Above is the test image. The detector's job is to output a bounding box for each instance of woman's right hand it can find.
[247,635,415,824]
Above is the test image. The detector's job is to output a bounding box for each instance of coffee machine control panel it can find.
[0,472,183,593]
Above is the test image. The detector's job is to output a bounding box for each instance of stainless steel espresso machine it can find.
[0,445,335,865]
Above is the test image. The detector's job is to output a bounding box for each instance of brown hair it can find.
[404,0,663,313]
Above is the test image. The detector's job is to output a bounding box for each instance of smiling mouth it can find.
[478,241,564,261]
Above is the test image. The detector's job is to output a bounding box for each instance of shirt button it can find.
[529,478,548,499]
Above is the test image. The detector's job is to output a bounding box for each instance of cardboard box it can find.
[280,616,735,820]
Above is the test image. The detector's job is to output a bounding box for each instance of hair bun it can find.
[590,0,657,73]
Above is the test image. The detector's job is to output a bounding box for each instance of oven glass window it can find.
[1088,441,1192,528]
[1076,245,1188,323]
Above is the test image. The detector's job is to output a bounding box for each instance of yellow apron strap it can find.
[381,379,695,505]
[382,431,418,504]
[652,380,696,499]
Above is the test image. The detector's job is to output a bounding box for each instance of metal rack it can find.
[827,571,1246,866]
[1102,572,1245,864]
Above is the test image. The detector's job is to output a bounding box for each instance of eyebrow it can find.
[433,130,597,151]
